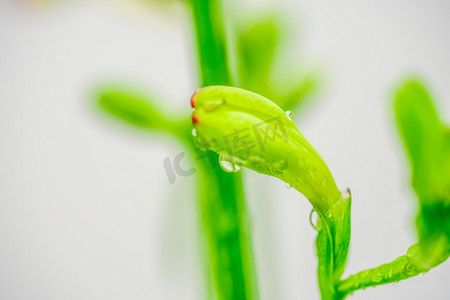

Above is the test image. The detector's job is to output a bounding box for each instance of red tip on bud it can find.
[190,90,198,108]
[192,114,199,124]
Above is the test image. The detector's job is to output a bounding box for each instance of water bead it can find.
[286,111,294,120]
[218,154,241,173]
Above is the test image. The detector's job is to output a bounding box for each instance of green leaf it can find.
[276,71,321,112]
[236,16,319,112]
[316,219,335,299]
[237,17,279,91]
[294,201,351,300]
[395,80,449,199]
[98,90,166,129]
[97,89,192,142]
[315,191,352,299]
[395,80,450,256]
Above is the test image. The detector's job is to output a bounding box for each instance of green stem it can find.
[336,243,449,298]
[189,0,258,299]
[190,0,231,86]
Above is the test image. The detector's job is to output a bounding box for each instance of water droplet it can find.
[387,270,393,278]
[285,183,292,189]
[218,154,241,173]
[310,209,322,231]
[325,211,332,218]
[192,128,197,137]
[286,111,294,120]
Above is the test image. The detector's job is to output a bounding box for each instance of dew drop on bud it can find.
[285,183,292,189]
[309,209,321,231]
[286,111,294,120]
[218,154,241,173]
[192,128,197,137]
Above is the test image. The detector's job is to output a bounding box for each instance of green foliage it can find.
[99,91,166,128]
[236,16,320,112]
[96,1,260,300]
[192,85,341,213]
[395,80,450,267]
[193,80,450,299]
[192,85,352,299]
[395,81,450,203]
[93,0,450,298]
[315,192,352,299]
[335,80,450,298]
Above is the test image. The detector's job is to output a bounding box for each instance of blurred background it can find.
[1,0,449,299]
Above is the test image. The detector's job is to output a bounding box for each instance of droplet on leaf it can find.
[219,154,241,173]
[286,111,294,120]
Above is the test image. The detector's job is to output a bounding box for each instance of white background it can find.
[1,0,449,299]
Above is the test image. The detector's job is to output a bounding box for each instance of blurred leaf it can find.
[236,16,320,113]
[277,71,321,112]
[97,89,194,143]
[395,81,449,198]
[99,90,166,129]
[237,18,279,91]
[395,79,450,266]
[336,81,450,297]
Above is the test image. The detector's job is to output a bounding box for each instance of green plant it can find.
[95,1,315,299]
[191,82,449,299]
[93,0,449,299]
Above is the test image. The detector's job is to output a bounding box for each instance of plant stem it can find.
[190,0,230,86]
[189,0,258,299]
[336,243,449,298]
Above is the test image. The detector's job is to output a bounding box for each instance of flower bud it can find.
[191,85,341,213]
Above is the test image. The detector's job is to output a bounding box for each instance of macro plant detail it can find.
[190,83,450,299]
[96,0,317,299]
[92,0,450,299]
[2,0,449,299]
[191,85,352,299]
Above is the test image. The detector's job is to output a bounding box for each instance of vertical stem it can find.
[190,0,230,86]
[189,0,258,299]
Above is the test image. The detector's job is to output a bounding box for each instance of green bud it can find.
[191,85,341,213]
